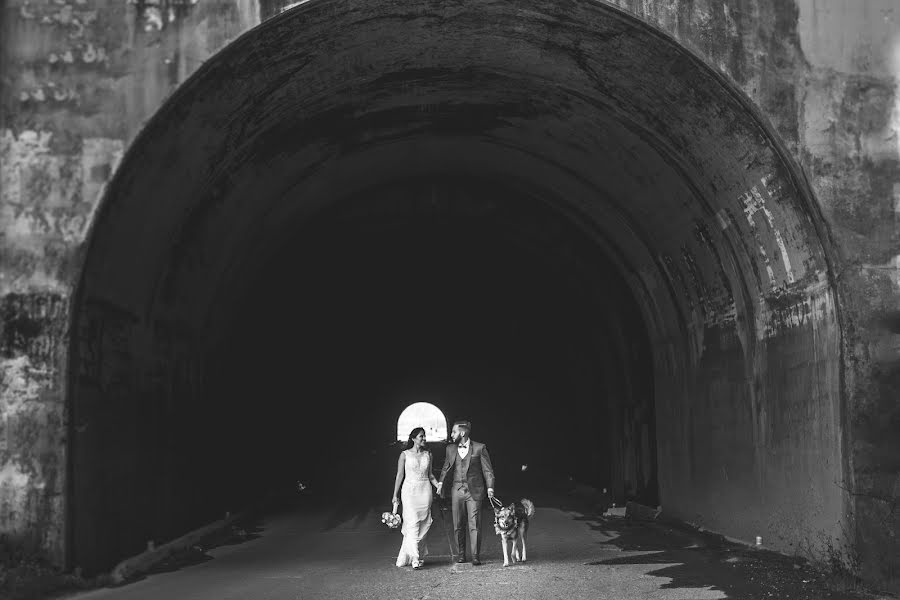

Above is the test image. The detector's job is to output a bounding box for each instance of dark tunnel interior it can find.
[64,0,846,575]
[200,178,657,533]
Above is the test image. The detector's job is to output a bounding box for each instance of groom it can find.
[437,420,495,565]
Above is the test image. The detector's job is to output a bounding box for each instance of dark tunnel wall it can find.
[61,0,847,577]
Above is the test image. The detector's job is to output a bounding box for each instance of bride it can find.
[392,427,439,569]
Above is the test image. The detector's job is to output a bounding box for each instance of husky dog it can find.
[492,498,535,567]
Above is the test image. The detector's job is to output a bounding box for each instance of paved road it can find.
[65,493,882,600]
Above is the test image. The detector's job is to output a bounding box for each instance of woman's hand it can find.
[392,496,399,506]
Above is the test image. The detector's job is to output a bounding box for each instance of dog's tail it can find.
[520,498,535,518]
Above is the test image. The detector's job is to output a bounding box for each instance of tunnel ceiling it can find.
[220,174,648,374]
[77,0,835,361]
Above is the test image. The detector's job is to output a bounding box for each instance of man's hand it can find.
[487,488,495,499]
[435,482,442,494]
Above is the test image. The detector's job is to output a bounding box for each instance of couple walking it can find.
[392,420,495,568]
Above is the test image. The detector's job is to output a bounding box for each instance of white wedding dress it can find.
[395,449,434,567]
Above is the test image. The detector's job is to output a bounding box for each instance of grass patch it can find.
[0,536,108,600]
[820,534,868,595]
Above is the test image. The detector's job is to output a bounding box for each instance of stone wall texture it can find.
[1,0,897,589]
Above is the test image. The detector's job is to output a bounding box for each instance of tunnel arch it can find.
[66,0,845,574]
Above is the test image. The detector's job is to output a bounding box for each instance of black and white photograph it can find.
[0,1,899,598]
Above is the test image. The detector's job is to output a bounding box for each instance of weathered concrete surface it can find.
[792,1,900,586]
[0,0,897,591]
[0,0,260,567]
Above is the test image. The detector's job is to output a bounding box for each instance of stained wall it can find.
[0,0,897,588]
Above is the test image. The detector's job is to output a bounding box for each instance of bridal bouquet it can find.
[381,511,402,529]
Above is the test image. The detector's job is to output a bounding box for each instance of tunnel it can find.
[65,0,845,575]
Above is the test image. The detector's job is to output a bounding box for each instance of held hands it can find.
[435,482,442,494]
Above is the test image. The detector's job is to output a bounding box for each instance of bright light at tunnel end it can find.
[396,401,448,442]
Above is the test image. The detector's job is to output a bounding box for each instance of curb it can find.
[109,512,243,584]
[652,511,755,548]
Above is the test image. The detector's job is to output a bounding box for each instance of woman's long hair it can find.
[406,427,427,450]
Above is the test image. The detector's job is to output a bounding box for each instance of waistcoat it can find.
[454,448,471,482]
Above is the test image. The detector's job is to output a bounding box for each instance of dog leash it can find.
[435,496,455,563]
[489,494,508,536]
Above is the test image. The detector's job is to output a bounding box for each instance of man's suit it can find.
[438,440,495,560]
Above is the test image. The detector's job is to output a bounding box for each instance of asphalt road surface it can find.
[65,492,889,600]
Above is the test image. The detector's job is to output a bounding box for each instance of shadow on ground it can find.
[489,472,892,600]
[564,495,883,599]
[581,516,828,600]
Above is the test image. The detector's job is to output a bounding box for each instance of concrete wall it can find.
[0,0,259,564]
[0,0,897,588]
[632,0,898,582]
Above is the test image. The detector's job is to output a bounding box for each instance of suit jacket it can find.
[439,440,495,502]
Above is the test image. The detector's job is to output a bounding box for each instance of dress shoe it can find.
[471,558,481,566]
[456,556,466,563]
